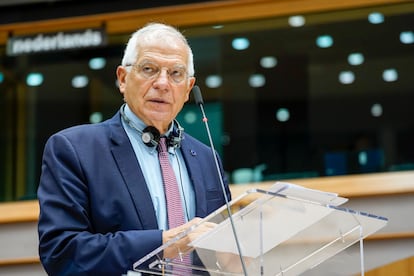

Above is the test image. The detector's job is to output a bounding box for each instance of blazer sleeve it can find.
[37,131,161,276]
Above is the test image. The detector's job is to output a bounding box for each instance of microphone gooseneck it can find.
[192,85,204,105]
[192,85,248,276]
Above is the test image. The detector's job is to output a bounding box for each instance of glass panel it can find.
[132,185,387,275]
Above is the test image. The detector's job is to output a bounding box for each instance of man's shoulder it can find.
[51,112,121,141]
[181,133,210,151]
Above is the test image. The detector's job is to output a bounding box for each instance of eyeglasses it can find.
[125,61,188,84]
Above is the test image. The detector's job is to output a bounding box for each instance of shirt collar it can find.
[124,104,175,154]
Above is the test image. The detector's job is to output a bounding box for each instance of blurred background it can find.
[0,0,413,201]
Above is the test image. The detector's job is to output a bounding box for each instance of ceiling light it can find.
[371,103,383,117]
[205,75,222,88]
[184,111,197,124]
[316,35,333,48]
[288,15,305,27]
[260,56,278,68]
[382,69,398,82]
[89,57,106,70]
[348,53,364,66]
[89,112,103,123]
[26,73,44,87]
[232,37,250,50]
[276,108,290,122]
[338,71,355,84]
[72,75,89,88]
[368,12,384,24]
[400,31,414,44]
[248,74,266,88]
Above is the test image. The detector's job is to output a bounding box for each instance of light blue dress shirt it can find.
[121,104,195,230]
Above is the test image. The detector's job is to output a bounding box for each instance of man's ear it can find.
[185,77,196,102]
[116,66,127,93]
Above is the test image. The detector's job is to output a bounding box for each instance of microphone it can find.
[192,85,204,106]
[192,85,248,275]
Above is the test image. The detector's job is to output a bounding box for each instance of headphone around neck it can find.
[120,104,184,149]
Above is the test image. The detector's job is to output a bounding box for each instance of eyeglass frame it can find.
[124,61,190,84]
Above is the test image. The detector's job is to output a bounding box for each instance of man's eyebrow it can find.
[138,58,187,67]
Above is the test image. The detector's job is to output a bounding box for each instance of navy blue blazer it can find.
[37,111,231,276]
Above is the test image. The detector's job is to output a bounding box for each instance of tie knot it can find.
[157,137,168,153]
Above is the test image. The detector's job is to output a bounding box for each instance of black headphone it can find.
[120,103,184,148]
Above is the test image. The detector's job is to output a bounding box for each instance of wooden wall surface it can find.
[0,171,413,274]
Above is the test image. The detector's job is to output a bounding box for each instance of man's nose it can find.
[153,68,170,87]
[156,69,170,81]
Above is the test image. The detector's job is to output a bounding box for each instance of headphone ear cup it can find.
[140,122,183,148]
[168,120,183,148]
[142,126,160,147]
[168,134,179,148]
[141,132,154,147]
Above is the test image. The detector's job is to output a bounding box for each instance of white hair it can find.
[121,22,195,77]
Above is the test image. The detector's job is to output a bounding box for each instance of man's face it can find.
[117,37,195,133]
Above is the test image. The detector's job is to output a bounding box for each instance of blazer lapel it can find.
[108,113,158,229]
[180,140,208,217]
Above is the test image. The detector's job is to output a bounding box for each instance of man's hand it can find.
[162,217,216,259]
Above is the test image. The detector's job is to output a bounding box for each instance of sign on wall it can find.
[6,28,107,56]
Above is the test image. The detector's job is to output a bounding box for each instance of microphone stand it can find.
[193,86,248,276]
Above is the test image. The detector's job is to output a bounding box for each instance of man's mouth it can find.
[149,98,168,104]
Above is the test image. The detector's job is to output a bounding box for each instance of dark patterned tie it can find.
[157,137,192,274]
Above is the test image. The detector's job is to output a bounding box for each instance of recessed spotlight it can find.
[260,56,278,68]
[371,103,383,117]
[368,12,384,24]
[348,53,364,66]
[316,35,334,48]
[72,75,89,88]
[288,15,305,27]
[89,112,103,123]
[184,111,197,124]
[338,71,355,84]
[400,31,414,44]
[26,73,44,87]
[276,108,290,122]
[205,75,222,88]
[232,37,250,50]
[248,74,266,88]
[89,57,106,70]
[382,69,398,82]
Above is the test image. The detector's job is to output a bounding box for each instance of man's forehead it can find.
[136,42,188,64]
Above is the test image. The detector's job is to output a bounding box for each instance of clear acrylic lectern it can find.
[131,182,388,276]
